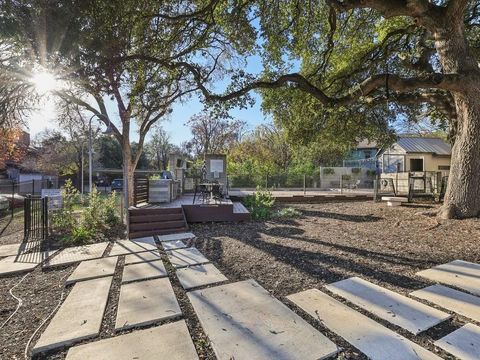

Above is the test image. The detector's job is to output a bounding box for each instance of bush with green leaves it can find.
[351,167,362,175]
[243,187,275,219]
[323,167,335,175]
[50,179,79,233]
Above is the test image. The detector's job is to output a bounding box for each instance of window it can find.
[410,158,424,172]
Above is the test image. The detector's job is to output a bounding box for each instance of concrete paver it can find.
[115,277,181,331]
[32,276,112,354]
[188,279,339,360]
[287,288,441,360]
[66,321,198,360]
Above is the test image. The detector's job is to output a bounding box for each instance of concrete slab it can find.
[32,276,112,354]
[124,250,161,265]
[0,250,57,276]
[66,321,198,360]
[157,232,195,242]
[44,242,108,267]
[411,284,480,323]
[325,277,451,334]
[434,323,480,360]
[188,279,339,360]
[115,277,181,331]
[167,247,209,268]
[287,289,441,360]
[66,257,118,285]
[416,260,480,296]
[0,241,41,257]
[162,240,187,251]
[109,238,157,256]
[121,260,167,283]
[176,263,228,290]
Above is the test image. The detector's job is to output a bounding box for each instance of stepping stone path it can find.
[66,257,118,285]
[0,250,57,276]
[434,323,480,360]
[325,277,451,334]
[115,277,181,331]
[109,237,158,256]
[411,284,480,323]
[287,289,441,360]
[121,260,167,283]
[176,263,228,290]
[157,232,195,242]
[162,240,187,250]
[33,276,112,354]
[66,321,198,360]
[416,260,480,296]
[124,250,161,265]
[44,242,108,267]
[188,279,339,360]
[0,241,41,257]
[167,247,209,268]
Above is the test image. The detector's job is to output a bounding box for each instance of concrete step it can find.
[435,323,480,360]
[129,207,183,216]
[325,277,451,334]
[129,227,189,240]
[287,289,441,360]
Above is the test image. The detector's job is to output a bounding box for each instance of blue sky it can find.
[27,54,270,146]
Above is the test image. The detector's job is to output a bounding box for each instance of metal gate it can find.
[24,195,49,240]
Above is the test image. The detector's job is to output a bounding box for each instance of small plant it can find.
[323,168,335,175]
[351,168,362,175]
[366,169,377,177]
[51,179,78,233]
[273,207,302,218]
[243,187,275,220]
[342,174,352,181]
[69,226,95,244]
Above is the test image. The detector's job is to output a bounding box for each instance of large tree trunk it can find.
[434,23,480,219]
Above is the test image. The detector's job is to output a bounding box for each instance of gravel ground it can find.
[1,200,480,359]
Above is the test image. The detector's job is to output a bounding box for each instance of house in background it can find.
[379,136,451,174]
[343,140,379,169]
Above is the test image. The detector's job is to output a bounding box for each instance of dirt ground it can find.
[1,200,479,359]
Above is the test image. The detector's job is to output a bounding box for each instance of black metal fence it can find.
[133,177,149,206]
[24,195,49,241]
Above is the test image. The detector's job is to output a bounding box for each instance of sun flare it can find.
[31,71,60,94]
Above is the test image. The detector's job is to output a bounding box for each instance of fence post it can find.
[373,179,378,202]
[340,175,343,194]
[32,179,35,195]
[11,180,14,217]
[303,174,306,195]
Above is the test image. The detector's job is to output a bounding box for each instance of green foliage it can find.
[243,187,275,220]
[52,184,120,245]
[51,179,79,233]
[342,174,352,181]
[351,168,362,175]
[272,207,302,218]
[323,168,335,175]
[366,169,377,177]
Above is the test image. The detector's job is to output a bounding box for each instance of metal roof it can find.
[396,137,451,155]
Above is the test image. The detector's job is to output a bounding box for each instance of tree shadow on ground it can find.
[298,209,382,223]
[220,225,432,291]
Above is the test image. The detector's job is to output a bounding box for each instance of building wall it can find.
[403,153,451,172]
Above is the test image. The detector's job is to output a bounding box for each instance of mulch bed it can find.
[190,201,480,359]
[1,200,479,359]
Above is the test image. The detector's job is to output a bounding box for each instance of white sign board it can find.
[210,159,224,173]
[41,189,63,209]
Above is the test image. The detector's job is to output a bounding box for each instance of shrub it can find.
[51,179,78,233]
[243,187,275,220]
[351,167,362,175]
[342,174,352,181]
[104,191,120,227]
[366,169,377,177]
[68,226,95,244]
[323,167,335,175]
